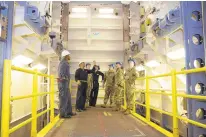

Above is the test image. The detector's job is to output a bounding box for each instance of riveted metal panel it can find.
[181,2,206,137]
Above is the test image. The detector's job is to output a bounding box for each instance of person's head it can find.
[86,63,91,69]
[108,64,114,70]
[94,65,100,71]
[79,62,85,69]
[116,62,122,69]
[128,59,135,68]
[93,60,96,65]
[61,50,71,61]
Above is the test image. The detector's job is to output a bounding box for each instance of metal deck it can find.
[45,107,165,137]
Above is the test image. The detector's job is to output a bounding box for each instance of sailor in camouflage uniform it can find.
[85,63,93,108]
[113,62,124,111]
[101,64,115,108]
[124,58,138,115]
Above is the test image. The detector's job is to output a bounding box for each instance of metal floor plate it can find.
[45,107,165,137]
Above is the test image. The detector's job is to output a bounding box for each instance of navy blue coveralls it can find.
[58,60,72,117]
[89,70,104,107]
[75,68,89,110]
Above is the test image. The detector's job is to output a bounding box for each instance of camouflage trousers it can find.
[114,84,124,107]
[125,82,135,110]
[103,86,114,105]
[86,84,92,105]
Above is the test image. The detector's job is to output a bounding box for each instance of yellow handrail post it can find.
[133,92,136,113]
[124,81,127,109]
[145,76,150,121]
[50,75,55,122]
[171,70,179,137]
[31,70,38,137]
[1,60,12,137]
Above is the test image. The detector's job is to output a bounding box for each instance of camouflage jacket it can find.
[115,68,124,87]
[104,69,115,87]
[125,67,138,85]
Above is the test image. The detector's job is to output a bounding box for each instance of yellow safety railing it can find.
[122,67,206,137]
[1,60,59,137]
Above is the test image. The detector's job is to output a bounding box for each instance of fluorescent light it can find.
[145,60,160,67]
[70,14,87,18]
[99,8,114,14]
[166,48,185,60]
[136,65,145,71]
[12,55,33,66]
[72,8,87,13]
[33,64,46,70]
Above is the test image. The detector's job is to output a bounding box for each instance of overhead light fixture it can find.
[72,8,87,13]
[121,1,131,5]
[99,8,114,14]
[166,48,185,60]
[145,60,160,67]
[12,55,33,66]
[136,65,145,71]
[33,64,46,70]
[70,14,87,18]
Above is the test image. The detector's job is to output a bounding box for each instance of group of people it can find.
[57,49,138,118]
[101,58,138,115]
[75,61,104,112]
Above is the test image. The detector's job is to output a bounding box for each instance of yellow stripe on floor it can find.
[56,119,64,127]
[103,111,108,116]
[107,112,112,116]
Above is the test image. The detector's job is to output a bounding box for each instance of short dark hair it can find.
[95,65,100,70]
[86,63,91,67]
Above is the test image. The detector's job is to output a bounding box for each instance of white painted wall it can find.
[10,68,46,122]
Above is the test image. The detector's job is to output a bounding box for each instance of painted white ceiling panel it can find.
[69,18,88,26]
[68,29,88,40]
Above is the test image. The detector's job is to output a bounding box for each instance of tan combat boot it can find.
[101,104,106,108]
[116,104,121,111]
[124,109,131,115]
[85,103,91,108]
[112,106,119,111]
[121,108,127,113]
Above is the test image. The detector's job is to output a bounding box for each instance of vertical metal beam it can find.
[1,60,11,137]
[145,76,150,121]
[181,2,206,137]
[122,4,130,67]
[50,75,55,122]
[60,2,69,42]
[4,2,14,60]
[31,71,38,137]
[87,6,91,46]
[0,1,14,134]
[171,70,179,137]
[203,2,206,61]
[47,58,51,123]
